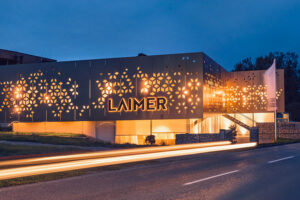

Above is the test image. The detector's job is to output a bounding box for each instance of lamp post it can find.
[44,94,49,122]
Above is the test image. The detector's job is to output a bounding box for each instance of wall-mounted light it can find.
[14,87,21,99]
[141,80,150,94]
[105,82,113,95]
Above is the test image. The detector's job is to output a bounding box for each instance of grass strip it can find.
[0,131,142,148]
[0,143,83,157]
[0,160,158,188]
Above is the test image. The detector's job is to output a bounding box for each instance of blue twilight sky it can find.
[1,0,300,70]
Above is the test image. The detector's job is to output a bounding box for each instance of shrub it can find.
[145,135,155,145]
[229,125,237,143]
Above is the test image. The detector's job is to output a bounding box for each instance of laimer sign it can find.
[108,97,168,112]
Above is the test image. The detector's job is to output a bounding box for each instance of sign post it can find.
[263,59,277,142]
[275,110,277,142]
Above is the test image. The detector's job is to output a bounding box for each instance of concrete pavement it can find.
[1,143,300,200]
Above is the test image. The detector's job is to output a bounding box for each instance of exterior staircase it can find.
[223,114,251,130]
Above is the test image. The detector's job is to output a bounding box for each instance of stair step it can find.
[223,114,251,130]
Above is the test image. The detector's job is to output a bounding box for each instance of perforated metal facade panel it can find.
[0,53,204,122]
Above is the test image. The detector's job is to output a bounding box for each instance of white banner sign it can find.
[263,59,277,111]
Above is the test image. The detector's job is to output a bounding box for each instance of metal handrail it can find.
[236,113,257,126]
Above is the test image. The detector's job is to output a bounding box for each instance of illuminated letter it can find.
[147,97,156,111]
[157,97,168,111]
[117,98,129,112]
[108,98,117,112]
[133,98,145,111]
[127,98,133,111]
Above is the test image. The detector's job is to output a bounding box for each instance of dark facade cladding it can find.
[0,53,206,122]
[202,54,285,113]
[0,49,56,66]
[0,52,285,123]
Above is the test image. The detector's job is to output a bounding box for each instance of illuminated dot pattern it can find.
[0,72,81,120]
[0,64,284,121]
[203,71,284,113]
[93,67,200,114]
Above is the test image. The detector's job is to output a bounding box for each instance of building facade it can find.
[0,49,56,65]
[0,52,284,144]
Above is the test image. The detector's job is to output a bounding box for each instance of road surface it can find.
[1,143,300,200]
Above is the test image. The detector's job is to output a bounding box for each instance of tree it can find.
[234,57,255,71]
[229,125,237,144]
[233,52,300,121]
[145,135,155,145]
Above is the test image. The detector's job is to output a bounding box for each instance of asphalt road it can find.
[1,143,300,200]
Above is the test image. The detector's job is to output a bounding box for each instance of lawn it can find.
[0,131,141,148]
[277,138,300,144]
[0,170,87,188]
[0,132,150,188]
[0,143,83,157]
[0,131,110,147]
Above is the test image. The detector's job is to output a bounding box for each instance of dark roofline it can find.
[0,49,56,63]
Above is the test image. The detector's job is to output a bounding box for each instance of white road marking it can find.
[183,170,240,186]
[268,156,295,164]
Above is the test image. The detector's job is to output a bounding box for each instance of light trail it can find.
[0,142,256,180]
[0,141,231,167]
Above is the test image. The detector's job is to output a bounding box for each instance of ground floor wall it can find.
[257,122,300,144]
[12,112,276,145]
[13,121,115,143]
[115,119,192,145]
[176,130,233,144]
[12,119,196,145]
[198,112,275,143]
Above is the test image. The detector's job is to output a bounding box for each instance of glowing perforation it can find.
[223,84,281,111]
[98,97,106,109]
[91,102,96,108]
[105,82,113,95]
[164,76,175,95]
[38,93,51,104]
[38,79,48,90]
[148,73,165,95]
[78,105,89,117]
[173,72,182,76]
[70,83,79,96]
[133,66,144,79]
[13,105,21,114]
[175,102,186,114]
[141,79,151,94]
[95,67,137,109]
[16,78,28,93]
[66,78,72,85]
[0,81,13,110]
[109,72,118,80]
[41,76,76,117]
[187,78,201,91]
[175,86,189,99]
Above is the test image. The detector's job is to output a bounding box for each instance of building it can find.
[0,51,284,144]
[0,49,56,65]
